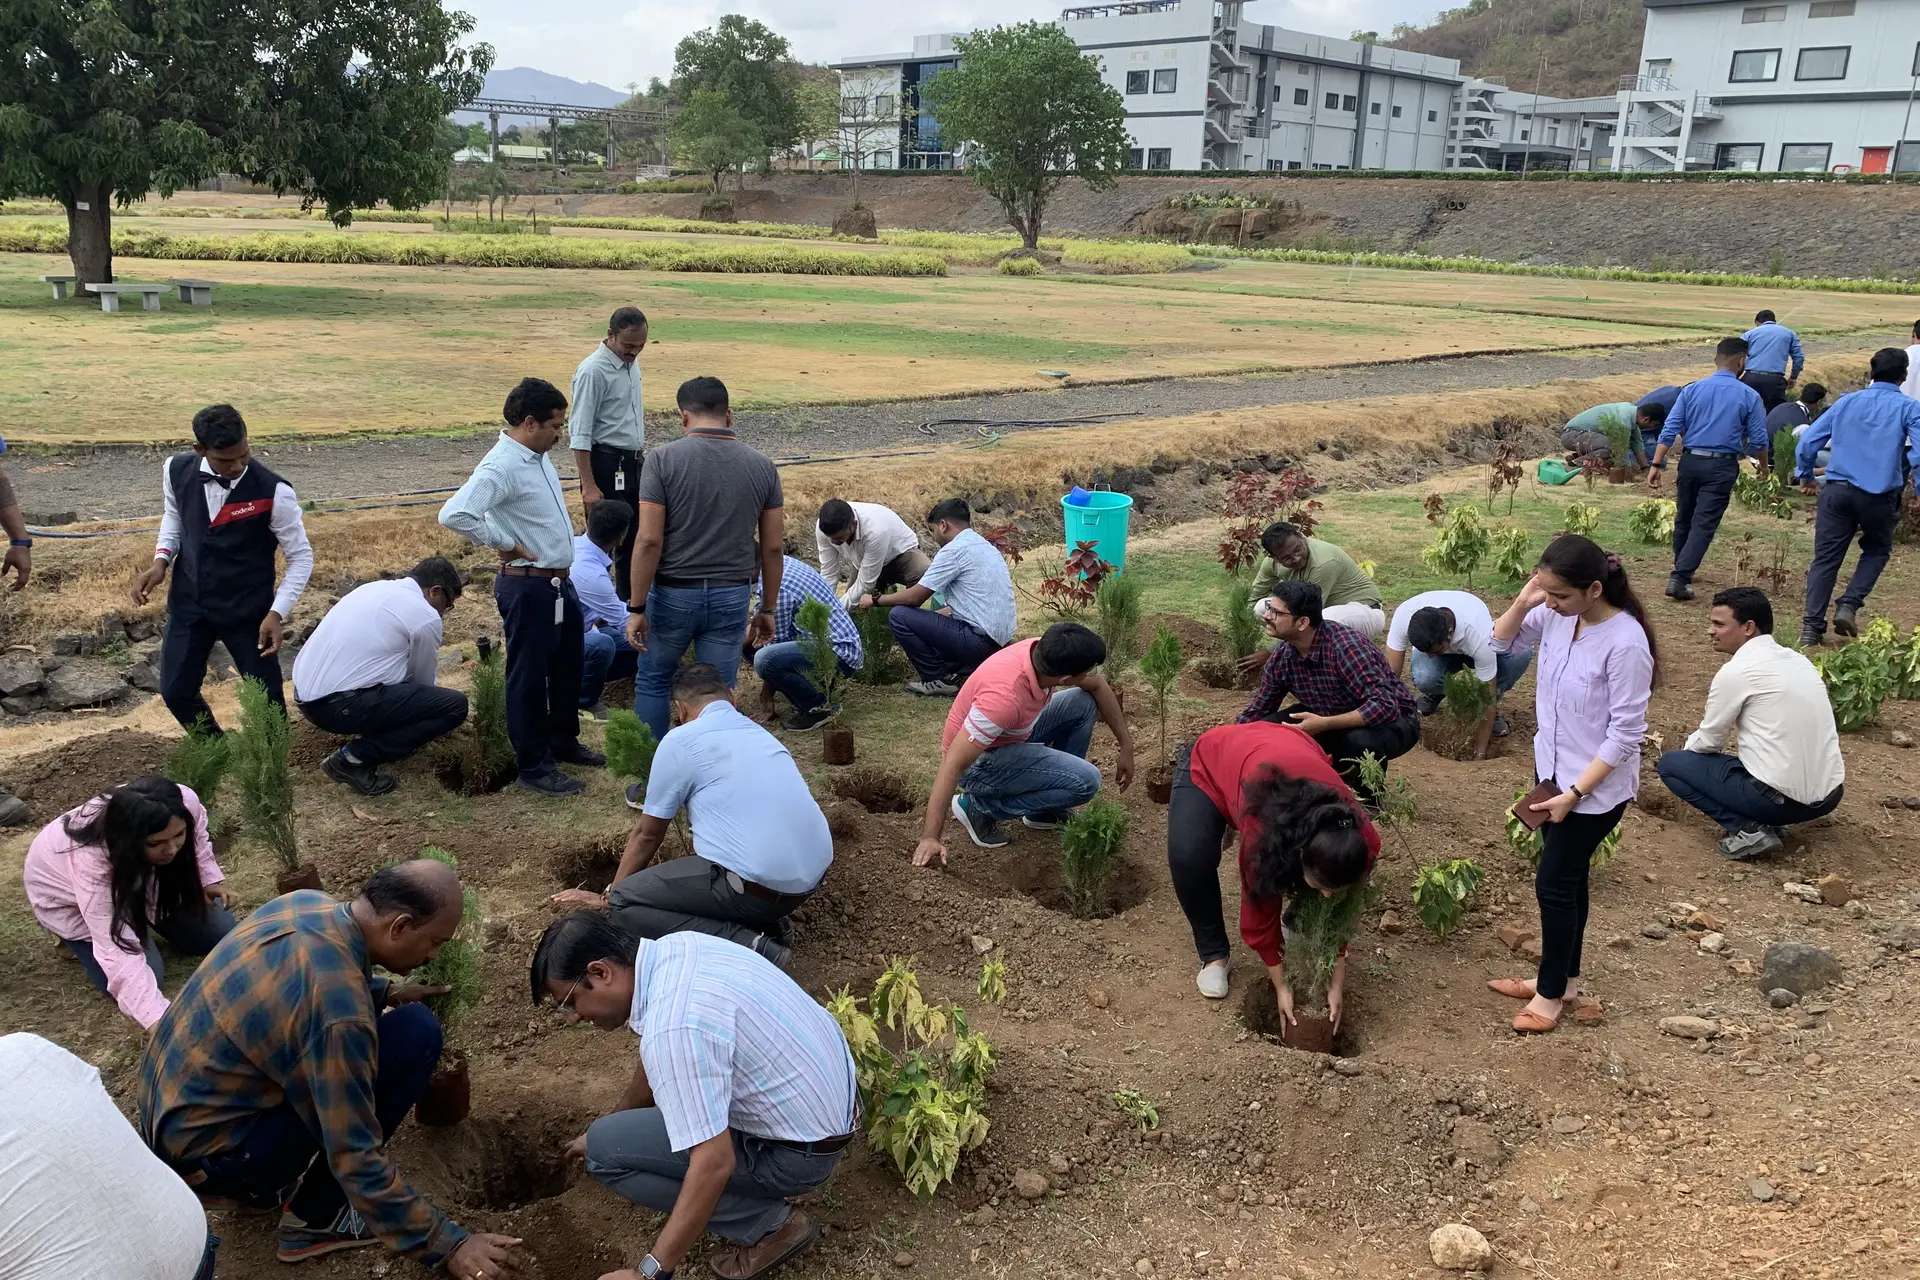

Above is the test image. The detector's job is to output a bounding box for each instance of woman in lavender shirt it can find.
[1488,535,1658,1034]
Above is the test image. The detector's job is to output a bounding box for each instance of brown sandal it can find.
[1511,1008,1559,1034]
[1488,978,1535,999]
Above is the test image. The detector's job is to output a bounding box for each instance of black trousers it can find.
[1534,801,1628,1001]
[160,610,284,733]
[297,682,470,766]
[1741,370,1789,414]
[1672,452,1740,581]
[588,445,643,602]
[1166,744,1234,964]
[1256,707,1422,800]
[494,574,585,779]
[1802,480,1901,634]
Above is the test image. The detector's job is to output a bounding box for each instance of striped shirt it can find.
[630,932,857,1153]
[762,555,864,670]
[942,639,1047,752]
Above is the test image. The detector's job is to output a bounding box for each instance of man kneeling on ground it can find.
[916,621,1134,865]
[553,663,830,969]
[138,859,522,1275]
[1384,588,1535,759]
[1244,522,1385,670]
[534,912,857,1280]
[293,557,470,796]
[1656,587,1844,861]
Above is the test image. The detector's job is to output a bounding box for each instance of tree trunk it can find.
[65,182,113,288]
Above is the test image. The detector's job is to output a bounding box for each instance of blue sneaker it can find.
[950,794,1009,848]
[276,1206,376,1262]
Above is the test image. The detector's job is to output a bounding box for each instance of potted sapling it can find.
[232,678,314,894]
[1423,667,1497,762]
[412,847,483,1126]
[1278,881,1379,1054]
[164,718,233,856]
[1139,626,1184,805]
[795,597,856,765]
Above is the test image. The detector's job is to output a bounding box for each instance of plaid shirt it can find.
[1237,620,1415,727]
[136,892,466,1265]
[762,555,864,670]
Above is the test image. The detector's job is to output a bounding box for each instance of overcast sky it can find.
[460,0,1449,90]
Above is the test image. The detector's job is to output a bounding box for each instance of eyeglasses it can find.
[555,976,582,1014]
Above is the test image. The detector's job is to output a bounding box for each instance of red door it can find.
[1862,146,1892,174]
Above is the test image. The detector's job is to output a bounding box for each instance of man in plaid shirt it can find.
[751,555,865,731]
[138,861,523,1277]
[1237,580,1421,802]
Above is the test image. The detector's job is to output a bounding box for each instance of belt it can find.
[757,1132,855,1155]
[590,443,643,458]
[724,869,812,905]
[500,565,571,579]
[655,574,753,589]
[1682,448,1739,458]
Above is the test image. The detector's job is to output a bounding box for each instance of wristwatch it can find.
[627,602,647,615]
[7,539,28,549]
[641,1255,674,1279]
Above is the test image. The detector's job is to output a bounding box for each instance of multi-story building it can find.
[1615,0,1920,172]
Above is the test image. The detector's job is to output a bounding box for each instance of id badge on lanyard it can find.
[554,581,565,625]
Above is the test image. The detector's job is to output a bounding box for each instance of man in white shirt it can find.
[815,498,929,608]
[1383,589,1534,757]
[1657,586,1845,861]
[576,501,640,714]
[292,558,468,796]
[130,404,314,734]
[1903,319,1920,401]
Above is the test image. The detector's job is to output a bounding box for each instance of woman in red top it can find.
[1170,721,1380,1026]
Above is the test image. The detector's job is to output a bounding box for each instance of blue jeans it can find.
[64,903,237,1002]
[1408,647,1534,701]
[581,625,640,707]
[1656,749,1844,833]
[753,641,854,715]
[634,583,753,738]
[960,687,1102,821]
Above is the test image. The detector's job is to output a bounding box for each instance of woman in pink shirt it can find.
[23,776,234,1029]
[1490,535,1657,1034]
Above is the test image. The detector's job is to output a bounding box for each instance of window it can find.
[1287,160,1303,169]
[874,95,895,118]
[1325,91,1340,108]
[1808,0,1853,15]
[1369,101,1381,115]
[1126,70,1149,94]
[1147,147,1172,169]
[1294,86,1310,105]
[1428,109,1438,122]
[1796,46,1849,80]
[1127,147,1145,168]
[1520,129,1530,141]
[1741,4,1785,21]
[1342,94,1357,111]
[1729,48,1781,81]
[1391,105,1403,118]
[1152,68,1178,92]
[1780,142,1831,171]
[1716,142,1764,171]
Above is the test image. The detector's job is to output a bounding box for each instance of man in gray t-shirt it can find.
[626,377,785,738]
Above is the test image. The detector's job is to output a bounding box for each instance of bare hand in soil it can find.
[257,611,284,657]
[549,888,608,908]
[1328,975,1345,1032]
[445,1232,524,1278]
[563,1131,590,1163]
[387,983,452,1006]
[1114,748,1135,790]
[747,611,774,647]
[130,560,167,606]
[1271,975,1296,1026]
[913,837,948,868]
[1236,651,1266,673]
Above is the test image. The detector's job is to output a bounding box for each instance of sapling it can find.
[1138,625,1185,767]
[852,606,908,685]
[977,954,1008,1005]
[1885,625,1920,700]
[1810,639,1893,731]
[1421,502,1490,585]
[1491,526,1531,582]
[1563,501,1601,538]
[603,709,660,785]
[1426,666,1497,760]
[1093,570,1144,669]
[1411,858,1483,938]
[413,847,482,1042]
[232,677,298,873]
[1059,795,1131,918]
[1628,498,1677,545]
[793,597,846,722]
[1353,749,1416,829]
[1110,1089,1160,1131]
[1220,577,1264,663]
[464,640,515,790]
[164,718,231,833]
[1284,882,1381,1015]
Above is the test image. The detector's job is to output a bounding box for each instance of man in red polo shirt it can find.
[913,622,1135,866]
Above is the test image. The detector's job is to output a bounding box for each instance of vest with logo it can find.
[166,453,284,628]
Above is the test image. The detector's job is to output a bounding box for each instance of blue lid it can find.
[1065,486,1091,506]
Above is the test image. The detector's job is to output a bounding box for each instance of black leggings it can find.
[1167,745,1234,964]
[1534,801,1628,1000]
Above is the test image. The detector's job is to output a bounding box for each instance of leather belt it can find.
[1682,448,1738,458]
[724,869,810,905]
[656,574,753,588]
[758,1131,855,1155]
[500,565,571,579]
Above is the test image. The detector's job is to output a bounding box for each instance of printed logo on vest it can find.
[209,498,274,529]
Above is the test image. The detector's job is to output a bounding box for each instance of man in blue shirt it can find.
[575,501,639,714]
[1741,310,1805,413]
[1637,384,1687,458]
[1793,348,1920,644]
[570,307,647,601]
[751,555,864,731]
[1647,338,1771,601]
[863,497,1017,697]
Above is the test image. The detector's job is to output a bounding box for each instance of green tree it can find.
[792,76,841,170]
[921,22,1131,251]
[672,15,802,171]
[0,0,492,287]
[670,90,765,191]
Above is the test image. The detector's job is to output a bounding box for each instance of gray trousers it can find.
[585,1108,845,1244]
[606,855,812,951]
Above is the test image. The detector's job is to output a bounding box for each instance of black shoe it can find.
[1798,625,1824,648]
[0,788,29,827]
[552,741,606,767]
[1021,810,1074,830]
[1833,604,1859,638]
[1665,576,1694,601]
[321,749,396,797]
[1415,694,1442,716]
[784,706,836,732]
[517,769,586,797]
[753,934,793,969]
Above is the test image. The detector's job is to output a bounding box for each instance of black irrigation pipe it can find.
[917,412,1140,436]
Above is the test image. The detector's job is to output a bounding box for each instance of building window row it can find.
[1126,146,1175,169]
[1125,68,1179,93]
[1744,1,1852,18]
[1714,141,1833,171]
[1728,44,1849,81]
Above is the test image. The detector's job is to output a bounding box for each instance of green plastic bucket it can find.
[1062,490,1134,571]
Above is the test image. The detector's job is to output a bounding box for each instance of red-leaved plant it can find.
[1217,467,1320,576]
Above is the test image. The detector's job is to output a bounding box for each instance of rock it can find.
[50,634,85,657]
[0,655,43,696]
[1887,921,1920,952]
[1495,922,1532,950]
[1642,923,1671,940]
[1429,1223,1493,1271]
[1011,1169,1049,1200]
[1378,909,1405,935]
[1047,1152,1071,1175]
[1749,1177,1776,1203]
[1845,899,1869,919]
[963,1206,997,1227]
[1891,730,1915,748]
[893,1252,916,1269]
[1659,1015,1718,1040]
[1134,1260,1155,1277]
[127,661,161,693]
[1520,936,1544,962]
[1783,882,1824,904]
[43,664,130,710]
[1331,1057,1364,1077]
[1087,988,1110,1009]
[1815,873,1853,906]
[969,934,995,954]
[1518,1195,1540,1214]
[1759,942,1842,996]
[1698,932,1728,954]
[126,615,157,642]
[1449,1118,1502,1166]
[1,693,45,716]
[832,206,879,239]
[1551,1114,1586,1134]
[1768,987,1799,1008]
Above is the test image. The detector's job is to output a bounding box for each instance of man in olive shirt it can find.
[1249,521,1384,642]
[571,307,648,601]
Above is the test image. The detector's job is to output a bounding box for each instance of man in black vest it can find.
[131,405,314,733]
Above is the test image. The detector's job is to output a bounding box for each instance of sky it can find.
[457,0,1451,91]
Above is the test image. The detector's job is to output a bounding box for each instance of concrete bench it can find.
[39,275,78,301]
[169,279,217,306]
[83,283,166,313]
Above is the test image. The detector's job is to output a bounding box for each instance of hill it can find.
[481,66,628,108]
[1386,0,1646,99]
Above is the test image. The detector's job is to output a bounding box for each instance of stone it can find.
[832,206,879,239]
[1551,1114,1586,1134]
[1518,1195,1540,1214]
[43,664,130,710]
[1846,899,1869,919]
[1783,883,1824,904]
[1378,909,1405,935]
[1048,1152,1071,1175]
[1519,936,1544,963]
[1087,988,1110,1009]
[1698,932,1728,954]
[1449,1118,1502,1166]
[1768,987,1799,1008]
[969,934,996,954]
[1,693,46,716]
[1815,874,1853,906]
[1887,921,1919,952]
[1011,1169,1049,1200]
[1495,922,1532,951]
[963,1206,997,1227]
[1428,1223,1493,1271]
[0,655,43,696]
[1891,730,1915,748]
[893,1252,916,1269]
[1659,1015,1718,1040]
[126,661,161,693]
[1331,1058,1364,1077]
[1687,910,1726,932]
[1134,1260,1155,1277]
[1759,942,1843,997]
[1642,923,1671,940]
[1749,1177,1776,1203]
[49,634,85,657]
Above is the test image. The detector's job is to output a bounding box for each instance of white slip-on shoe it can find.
[1196,961,1230,999]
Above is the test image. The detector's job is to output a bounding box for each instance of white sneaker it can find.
[1196,961,1230,999]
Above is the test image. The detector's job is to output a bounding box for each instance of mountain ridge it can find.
[1385,0,1646,99]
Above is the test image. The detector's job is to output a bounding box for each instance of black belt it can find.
[590,443,642,459]
[1682,448,1739,458]
[756,1131,855,1155]
[655,574,753,589]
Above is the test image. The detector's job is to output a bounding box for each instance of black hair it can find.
[1405,606,1453,654]
[408,556,464,603]
[1273,578,1323,627]
[817,498,855,537]
[1716,336,1750,360]
[1755,309,1776,324]
[1912,319,1920,340]
[1240,767,1372,901]
[191,404,247,451]
[529,909,639,1005]
[676,376,729,416]
[1034,621,1107,677]
[1800,382,1827,405]
[360,860,456,920]
[1637,402,1668,427]
[1711,586,1773,635]
[64,776,203,953]
[672,661,730,702]
[504,377,567,428]
[587,500,635,545]
[1869,347,1909,385]
[926,497,972,527]
[1537,534,1660,686]
[1259,521,1303,559]
[609,306,648,334]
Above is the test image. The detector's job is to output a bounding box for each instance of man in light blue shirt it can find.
[1647,338,1771,600]
[751,555,864,731]
[570,307,647,601]
[553,663,831,969]
[1741,309,1804,412]
[439,377,603,797]
[1794,347,1920,644]
[864,497,1016,696]
[575,502,639,713]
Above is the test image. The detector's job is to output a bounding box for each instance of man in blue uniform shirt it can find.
[1741,310,1805,413]
[1646,338,1770,601]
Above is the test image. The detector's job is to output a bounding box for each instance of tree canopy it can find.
[0,0,492,283]
[922,23,1131,250]
[670,89,764,191]
[671,15,802,174]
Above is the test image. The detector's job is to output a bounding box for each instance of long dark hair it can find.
[1538,534,1660,686]
[1240,766,1372,901]
[63,775,204,953]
